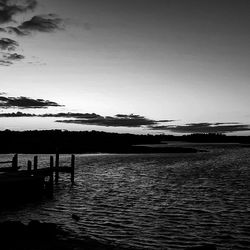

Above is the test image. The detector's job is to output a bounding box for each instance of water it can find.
[0,145,250,249]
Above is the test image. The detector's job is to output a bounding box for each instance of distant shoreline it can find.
[0,146,200,154]
[1,129,249,154]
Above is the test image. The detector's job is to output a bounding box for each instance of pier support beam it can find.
[34,156,38,171]
[55,153,59,184]
[71,154,75,184]
[12,154,18,170]
[27,160,32,172]
[49,156,54,191]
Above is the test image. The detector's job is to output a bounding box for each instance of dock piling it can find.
[12,154,18,170]
[27,160,32,172]
[71,154,75,184]
[34,156,38,171]
[49,156,54,190]
[55,153,59,184]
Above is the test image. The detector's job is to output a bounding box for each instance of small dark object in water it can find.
[72,214,80,221]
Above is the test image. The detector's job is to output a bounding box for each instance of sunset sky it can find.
[1,0,250,135]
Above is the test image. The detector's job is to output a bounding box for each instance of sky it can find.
[1,0,250,135]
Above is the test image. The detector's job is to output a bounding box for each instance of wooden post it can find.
[27,160,32,172]
[49,156,54,190]
[71,154,75,184]
[55,153,59,184]
[12,154,18,170]
[34,156,38,171]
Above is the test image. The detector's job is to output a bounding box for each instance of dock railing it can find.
[0,154,76,201]
[23,153,75,186]
[0,153,75,185]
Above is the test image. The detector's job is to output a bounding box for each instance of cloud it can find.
[1,109,247,134]
[3,52,24,60]
[0,112,101,118]
[0,58,12,66]
[0,40,24,65]
[0,1,64,66]
[42,112,102,119]
[0,112,161,127]
[0,15,64,36]
[0,36,24,67]
[158,119,176,123]
[56,113,173,128]
[0,111,35,117]
[0,94,63,108]
[0,0,37,24]
[213,122,240,126]
[18,14,64,34]
[0,38,18,50]
[0,38,22,66]
[0,111,175,129]
[1,26,27,36]
[150,122,250,134]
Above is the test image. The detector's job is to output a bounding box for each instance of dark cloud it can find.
[2,26,27,36]
[0,111,35,117]
[0,0,37,24]
[0,38,18,50]
[0,15,64,36]
[0,112,101,118]
[0,95,63,108]
[0,1,64,67]
[0,110,174,128]
[116,114,140,118]
[1,110,248,134]
[158,119,176,123]
[0,36,23,67]
[18,14,64,33]
[213,122,240,126]
[150,122,250,134]
[0,43,24,65]
[42,112,102,119]
[0,58,12,66]
[115,114,174,122]
[56,114,172,128]
[3,52,24,60]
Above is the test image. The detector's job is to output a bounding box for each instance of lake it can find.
[0,144,249,249]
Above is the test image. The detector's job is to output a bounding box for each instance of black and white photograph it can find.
[0,0,250,249]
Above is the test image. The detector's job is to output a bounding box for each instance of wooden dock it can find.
[0,154,75,202]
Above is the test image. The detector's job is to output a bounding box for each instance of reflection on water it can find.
[0,146,250,249]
